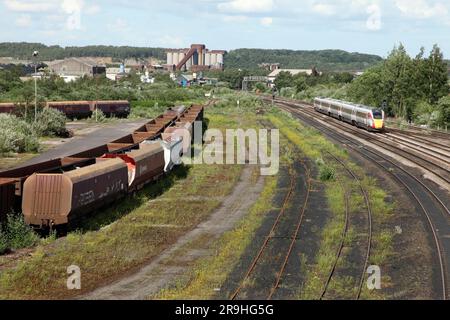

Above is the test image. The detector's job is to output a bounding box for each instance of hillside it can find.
[224,48,383,71]
[0,42,166,61]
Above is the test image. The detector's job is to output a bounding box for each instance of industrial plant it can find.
[165,44,226,71]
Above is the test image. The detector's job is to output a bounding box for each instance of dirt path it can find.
[82,165,265,300]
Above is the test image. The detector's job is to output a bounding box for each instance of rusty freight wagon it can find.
[91,100,131,118]
[102,143,165,191]
[46,101,92,119]
[22,158,129,227]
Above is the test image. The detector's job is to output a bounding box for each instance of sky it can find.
[0,0,450,57]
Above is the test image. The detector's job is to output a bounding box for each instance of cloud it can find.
[15,14,32,27]
[260,17,273,26]
[61,0,84,14]
[394,0,448,19]
[108,17,128,31]
[4,0,56,12]
[218,0,274,13]
[366,4,381,30]
[311,3,336,16]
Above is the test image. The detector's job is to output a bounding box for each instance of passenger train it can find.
[314,97,385,132]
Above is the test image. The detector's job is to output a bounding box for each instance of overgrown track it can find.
[273,99,449,300]
[230,160,312,300]
[320,151,372,300]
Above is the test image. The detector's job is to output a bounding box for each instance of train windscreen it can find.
[372,110,383,119]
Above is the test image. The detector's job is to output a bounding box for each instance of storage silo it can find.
[205,53,211,66]
[167,52,174,65]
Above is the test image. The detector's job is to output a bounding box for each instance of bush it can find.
[0,230,8,254]
[90,109,107,123]
[0,114,40,154]
[5,214,39,250]
[319,164,336,181]
[33,107,67,136]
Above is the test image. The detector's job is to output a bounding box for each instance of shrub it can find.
[5,214,40,250]
[0,230,8,254]
[90,109,107,123]
[0,114,40,154]
[33,107,67,137]
[319,164,336,181]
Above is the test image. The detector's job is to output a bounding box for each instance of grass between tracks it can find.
[268,110,395,300]
[0,105,243,299]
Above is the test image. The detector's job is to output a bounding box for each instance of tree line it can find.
[0,43,166,61]
[225,48,383,71]
[349,44,449,126]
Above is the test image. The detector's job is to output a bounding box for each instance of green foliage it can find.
[2,214,39,252]
[225,48,383,71]
[274,71,294,90]
[89,109,107,123]
[0,114,40,154]
[33,107,67,136]
[0,230,8,254]
[348,43,449,124]
[0,42,166,61]
[437,96,450,127]
[318,162,336,182]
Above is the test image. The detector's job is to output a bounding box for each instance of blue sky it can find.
[0,0,449,57]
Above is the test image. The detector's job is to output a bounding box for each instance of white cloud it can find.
[4,0,56,12]
[260,17,273,26]
[61,0,84,14]
[218,0,274,13]
[366,4,381,31]
[15,14,32,27]
[311,3,336,16]
[394,0,448,19]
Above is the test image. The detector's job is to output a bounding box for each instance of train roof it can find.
[315,97,380,111]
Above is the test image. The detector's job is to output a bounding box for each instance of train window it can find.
[372,110,383,119]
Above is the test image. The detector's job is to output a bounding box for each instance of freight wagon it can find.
[0,100,131,119]
[0,104,203,228]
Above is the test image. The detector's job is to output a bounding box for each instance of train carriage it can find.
[314,97,385,132]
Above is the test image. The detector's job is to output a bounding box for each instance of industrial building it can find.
[48,57,106,81]
[166,44,226,71]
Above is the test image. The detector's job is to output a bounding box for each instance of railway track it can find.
[272,99,449,299]
[320,152,372,300]
[275,99,450,187]
[230,160,312,300]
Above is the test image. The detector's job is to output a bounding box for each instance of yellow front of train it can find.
[370,109,385,131]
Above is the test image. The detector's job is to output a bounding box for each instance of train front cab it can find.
[368,109,385,132]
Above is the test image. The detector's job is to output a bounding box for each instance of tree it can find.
[423,45,449,104]
[274,71,293,90]
[348,65,385,110]
[437,96,450,127]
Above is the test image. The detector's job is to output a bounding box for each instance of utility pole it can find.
[32,50,39,122]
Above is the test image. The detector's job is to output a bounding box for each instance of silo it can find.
[217,53,224,65]
[167,52,173,65]
[205,53,211,66]
[211,53,217,66]
[173,52,180,65]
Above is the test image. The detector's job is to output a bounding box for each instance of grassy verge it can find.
[0,107,242,299]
